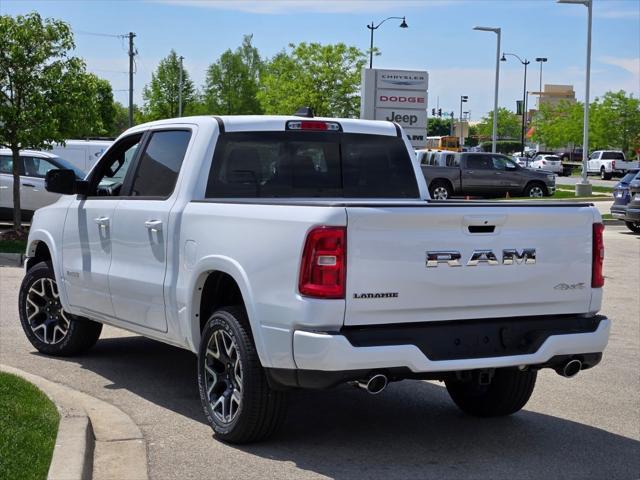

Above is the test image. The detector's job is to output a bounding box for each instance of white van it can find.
[50,139,113,172]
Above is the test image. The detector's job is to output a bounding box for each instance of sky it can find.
[1,0,638,121]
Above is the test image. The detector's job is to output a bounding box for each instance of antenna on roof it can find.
[293,106,314,118]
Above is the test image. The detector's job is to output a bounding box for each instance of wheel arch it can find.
[187,256,268,366]
[524,180,548,196]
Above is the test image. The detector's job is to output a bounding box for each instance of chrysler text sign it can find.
[361,68,429,148]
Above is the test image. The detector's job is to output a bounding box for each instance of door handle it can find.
[495,172,503,175]
[94,216,110,229]
[467,171,474,174]
[21,183,36,187]
[144,219,163,232]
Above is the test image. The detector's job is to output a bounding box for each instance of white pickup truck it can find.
[20,115,610,443]
[587,150,640,180]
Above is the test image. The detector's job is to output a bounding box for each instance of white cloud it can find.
[599,56,640,77]
[150,0,456,14]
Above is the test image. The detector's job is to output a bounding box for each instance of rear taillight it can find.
[612,160,616,169]
[299,227,346,299]
[542,160,547,165]
[592,223,605,288]
[286,120,341,131]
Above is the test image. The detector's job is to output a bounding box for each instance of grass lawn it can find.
[0,239,27,254]
[0,372,59,480]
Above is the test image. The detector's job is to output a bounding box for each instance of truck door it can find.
[108,129,192,332]
[461,154,504,194]
[62,133,143,318]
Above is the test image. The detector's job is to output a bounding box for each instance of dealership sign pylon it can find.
[360,68,429,148]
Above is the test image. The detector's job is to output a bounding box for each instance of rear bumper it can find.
[292,316,610,373]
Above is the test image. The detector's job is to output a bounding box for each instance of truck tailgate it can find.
[344,203,596,326]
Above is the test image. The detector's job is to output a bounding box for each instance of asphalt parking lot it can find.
[0,226,638,480]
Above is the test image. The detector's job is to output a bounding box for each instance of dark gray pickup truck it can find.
[420,152,557,199]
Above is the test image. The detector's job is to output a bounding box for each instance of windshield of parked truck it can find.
[620,170,640,184]
[206,132,419,198]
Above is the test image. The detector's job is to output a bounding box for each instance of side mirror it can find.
[45,169,88,195]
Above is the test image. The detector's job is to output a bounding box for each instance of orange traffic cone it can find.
[505,191,511,199]
[465,195,470,200]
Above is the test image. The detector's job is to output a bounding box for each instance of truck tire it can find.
[600,167,612,180]
[524,182,547,198]
[445,368,537,417]
[429,181,453,200]
[18,261,102,356]
[625,221,640,233]
[198,307,287,443]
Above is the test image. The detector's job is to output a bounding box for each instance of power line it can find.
[75,30,126,39]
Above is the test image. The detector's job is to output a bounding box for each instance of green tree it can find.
[142,50,196,120]
[66,75,116,138]
[0,13,102,233]
[476,107,521,140]
[591,91,640,154]
[531,100,583,148]
[258,42,367,117]
[427,117,453,136]
[203,34,263,114]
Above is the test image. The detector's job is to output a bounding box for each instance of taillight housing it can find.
[592,223,605,288]
[299,227,346,299]
[612,160,616,169]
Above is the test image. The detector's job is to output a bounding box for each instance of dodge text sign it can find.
[361,68,429,148]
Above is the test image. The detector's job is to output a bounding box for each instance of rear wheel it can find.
[198,307,286,443]
[445,368,537,417]
[18,262,102,356]
[600,167,612,180]
[429,181,452,200]
[625,221,640,233]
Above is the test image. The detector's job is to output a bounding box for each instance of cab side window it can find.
[90,134,143,197]
[129,130,191,198]
[23,157,58,178]
[0,156,15,174]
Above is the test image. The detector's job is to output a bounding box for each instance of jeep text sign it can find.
[361,68,429,148]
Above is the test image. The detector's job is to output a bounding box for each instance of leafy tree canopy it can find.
[476,107,521,140]
[258,42,367,117]
[203,34,263,115]
[142,50,196,120]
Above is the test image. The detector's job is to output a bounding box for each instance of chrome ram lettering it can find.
[426,249,536,267]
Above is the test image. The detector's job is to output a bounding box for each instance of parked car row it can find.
[416,150,556,199]
[610,168,640,233]
[0,149,86,220]
[0,140,112,220]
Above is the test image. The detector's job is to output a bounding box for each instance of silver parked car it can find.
[0,149,85,220]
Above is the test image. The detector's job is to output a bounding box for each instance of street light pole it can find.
[178,56,184,117]
[367,16,408,69]
[535,57,548,108]
[459,95,468,146]
[473,26,501,153]
[558,0,592,195]
[502,53,530,155]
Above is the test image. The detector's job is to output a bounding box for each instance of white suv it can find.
[530,154,562,174]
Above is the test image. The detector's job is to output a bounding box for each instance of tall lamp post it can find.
[501,53,530,155]
[367,16,408,69]
[473,26,501,153]
[558,0,592,196]
[178,55,184,117]
[459,95,468,146]
[535,57,547,108]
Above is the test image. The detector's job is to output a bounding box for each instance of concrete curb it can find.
[1,365,148,480]
[0,252,23,267]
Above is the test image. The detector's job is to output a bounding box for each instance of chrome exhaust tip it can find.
[557,359,582,378]
[356,374,388,394]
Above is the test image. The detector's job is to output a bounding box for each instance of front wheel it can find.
[445,368,537,417]
[625,221,640,233]
[198,307,286,443]
[18,262,102,356]
[524,182,547,198]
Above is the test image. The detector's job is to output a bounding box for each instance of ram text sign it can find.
[361,68,429,148]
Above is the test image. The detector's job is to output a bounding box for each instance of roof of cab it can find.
[0,148,59,158]
[127,115,400,138]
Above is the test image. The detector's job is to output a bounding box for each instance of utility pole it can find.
[178,56,184,117]
[127,32,136,128]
